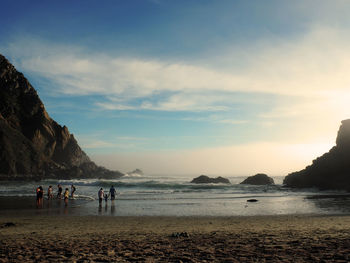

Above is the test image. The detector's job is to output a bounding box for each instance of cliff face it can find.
[284,119,350,191]
[0,54,123,180]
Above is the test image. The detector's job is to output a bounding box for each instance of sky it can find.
[1,0,350,176]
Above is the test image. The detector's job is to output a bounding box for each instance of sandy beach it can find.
[1,214,350,262]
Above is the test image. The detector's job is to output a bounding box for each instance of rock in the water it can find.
[284,119,350,191]
[0,54,123,180]
[191,175,230,184]
[240,174,274,185]
[127,169,143,176]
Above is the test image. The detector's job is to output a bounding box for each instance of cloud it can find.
[1,26,350,133]
[3,27,350,103]
[76,134,150,150]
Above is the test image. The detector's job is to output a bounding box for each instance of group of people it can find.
[36,184,77,207]
[98,186,117,205]
[36,184,118,208]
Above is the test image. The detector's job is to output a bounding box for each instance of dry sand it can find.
[1,214,350,262]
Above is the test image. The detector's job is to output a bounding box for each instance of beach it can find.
[1,179,350,262]
[1,214,350,262]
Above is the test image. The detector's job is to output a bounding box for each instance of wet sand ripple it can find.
[1,215,350,262]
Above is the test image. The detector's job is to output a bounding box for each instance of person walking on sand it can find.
[57,184,63,199]
[71,184,76,198]
[36,186,44,207]
[109,185,116,201]
[47,185,53,200]
[98,188,104,205]
[64,188,69,206]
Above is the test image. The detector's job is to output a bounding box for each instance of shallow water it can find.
[1,175,350,216]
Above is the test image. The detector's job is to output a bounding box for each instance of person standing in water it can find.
[57,184,63,199]
[36,186,44,207]
[71,184,76,198]
[98,188,104,205]
[47,185,53,200]
[64,188,69,206]
[109,186,116,201]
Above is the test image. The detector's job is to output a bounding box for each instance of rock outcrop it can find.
[191,175,230,184]
[127,169,144,176]
[240,173,274,185]
[0,54,123,180]
[284,119,350,191]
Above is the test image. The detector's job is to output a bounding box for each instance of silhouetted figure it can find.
[57,184,63,199]
[109,186,116,201]
[36,186,44,208]
[47,185,53,200]
[71,185,76,198]
[98,188,104,205]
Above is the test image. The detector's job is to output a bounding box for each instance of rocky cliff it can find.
[284,119,350,191]
[0,54,123,180]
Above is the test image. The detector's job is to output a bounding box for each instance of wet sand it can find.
[1,214,350,262]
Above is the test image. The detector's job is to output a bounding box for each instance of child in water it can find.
[64,188,69,206]
[47,185,53,200]
[104,193,109,202]
[36,186,44,208]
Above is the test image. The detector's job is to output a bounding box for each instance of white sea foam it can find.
[0,176,349,216]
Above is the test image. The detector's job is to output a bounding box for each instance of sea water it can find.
[1,175,350,216]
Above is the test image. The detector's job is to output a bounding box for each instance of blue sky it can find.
[1,0,350,175]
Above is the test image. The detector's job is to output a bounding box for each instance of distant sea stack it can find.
[284,119,350,191]
[191,175,230,184]
[127,169,144,176]
[240,173,274,185]
[0,54,123,180]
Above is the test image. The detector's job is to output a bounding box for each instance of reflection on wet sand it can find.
[98,200,117,215]
[306,194,350,214]
[98,203,102,215]
[111,201,116,215]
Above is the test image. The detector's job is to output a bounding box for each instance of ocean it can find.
[1,175,350,217]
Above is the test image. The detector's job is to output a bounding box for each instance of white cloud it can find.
[2,26,350,142]
[76,134,150,150]
[2,27,349,175]
[4,26,350,111]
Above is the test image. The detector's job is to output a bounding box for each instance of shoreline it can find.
[2,194,350,218]
[1,214,350,262]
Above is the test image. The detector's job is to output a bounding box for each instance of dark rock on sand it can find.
[171,232,190,238]
[247,199,258,202]
[191,175,230,184]
[0,54,123,180]
[284,119,350,191]
[240,174,274,185]
[0,222,16,228]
